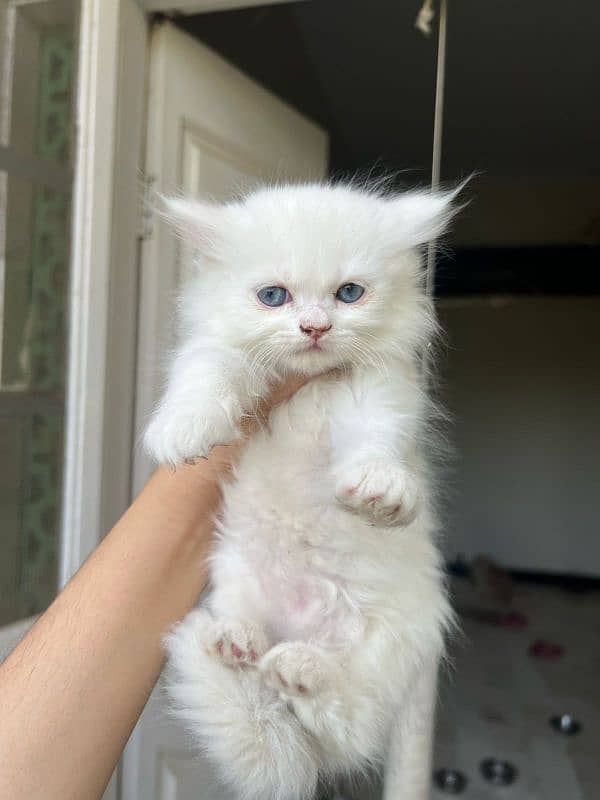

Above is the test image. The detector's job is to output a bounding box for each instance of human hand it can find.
[240,373,312,436]
[178,373,315,469]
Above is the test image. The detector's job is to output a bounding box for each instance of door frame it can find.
[71,3,311,799]
[0,2,147,798]
[0,0,145,672]
[61,0,147,586]
[141,0,304,14]
[65,2,148,798]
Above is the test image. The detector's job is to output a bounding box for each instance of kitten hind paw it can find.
[208,618,269,667]
[260,642,339,699]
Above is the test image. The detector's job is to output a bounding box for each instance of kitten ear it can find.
[384,182,467,248]
[159,195,223,256]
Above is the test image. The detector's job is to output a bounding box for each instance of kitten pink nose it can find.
[299,322,332,340]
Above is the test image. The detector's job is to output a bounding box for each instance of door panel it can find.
[126,20,328,800]
[177,122,266,282]
[157,750,236,800]
[181,123,264,201]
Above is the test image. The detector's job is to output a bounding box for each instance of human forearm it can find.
[0,374,309,799]
[0,457,230,800]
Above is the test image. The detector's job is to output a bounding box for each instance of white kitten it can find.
[146,183,458,800]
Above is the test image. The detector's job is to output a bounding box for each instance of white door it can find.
[124,20,328,800]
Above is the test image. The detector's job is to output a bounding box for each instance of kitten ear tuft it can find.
[384,180,469,248]
[158,195,223,256]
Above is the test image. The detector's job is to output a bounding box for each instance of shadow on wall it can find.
[437,296,600,578]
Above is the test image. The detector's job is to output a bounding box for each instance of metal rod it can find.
[426,0,448,298]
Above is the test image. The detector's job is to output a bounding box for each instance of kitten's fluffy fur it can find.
[146,183,457,800]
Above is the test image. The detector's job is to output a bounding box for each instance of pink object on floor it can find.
[529,639,565,659]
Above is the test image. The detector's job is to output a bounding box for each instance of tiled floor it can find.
[432,579,600,799]
[341,578,600,800]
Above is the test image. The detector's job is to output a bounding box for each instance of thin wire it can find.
[425,0,448,298]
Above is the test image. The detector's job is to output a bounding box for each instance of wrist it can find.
[140,441,243,535]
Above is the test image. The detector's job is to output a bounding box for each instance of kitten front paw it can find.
[260,642,339,698]
[144,397,240,465]
[335,459,420,527]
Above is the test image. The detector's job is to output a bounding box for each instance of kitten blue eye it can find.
[335,283,365,303]
[257,286,290,307]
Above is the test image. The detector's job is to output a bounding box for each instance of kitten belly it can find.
[220,500,367,650]
[219,381,366,649]
[254,553,365,649]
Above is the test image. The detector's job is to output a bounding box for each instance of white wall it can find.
[437,296,600,577]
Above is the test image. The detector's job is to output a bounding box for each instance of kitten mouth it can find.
[303,341,325,352]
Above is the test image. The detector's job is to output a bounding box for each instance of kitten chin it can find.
[285,349,343,376]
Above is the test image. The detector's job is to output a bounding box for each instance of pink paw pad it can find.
[209,620,268,667]
[231,643,243,659]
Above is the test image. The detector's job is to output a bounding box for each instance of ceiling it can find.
[172,0,600,292]
[176,0,600,182]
